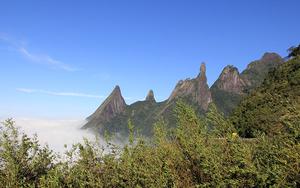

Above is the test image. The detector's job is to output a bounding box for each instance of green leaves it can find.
[0,119,55,187]
[206,103,236,137]
[231,57,300,138]
[0,94,299,187]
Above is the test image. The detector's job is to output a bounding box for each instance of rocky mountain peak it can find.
[223,65,237,72]
[145,89,156,102]
[200,62,206,76]
[110,85,122,98]
[197,62,207,81]
[168,62,212,111]
[196,62,211,110]
[83,51,286,134]
[82,85,126,129]
[261,52,283,62]
[212,65,246,94]
[245,52,283,70]
[97,85,126,116]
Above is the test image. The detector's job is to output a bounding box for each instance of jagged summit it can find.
[196,62,207,81]
[210,52,284,116]
[212,65,246,94]
[110,85,123,98]
[199,62,206,77]
[83,52,286,135]
[82,85,126,129]
[145,89,156,102]
[168,62,212,111]
[223,65,236,70]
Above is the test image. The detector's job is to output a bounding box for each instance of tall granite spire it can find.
[145,89,156,102]
[168,62,212,111]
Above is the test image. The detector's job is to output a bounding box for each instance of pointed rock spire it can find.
[168,62,212,111]
[200,62,206,76]
[109,85,123,100]
[145,89,156,102]
[196,62,211,110]
[83,85,126,129]
[197,62,208,83]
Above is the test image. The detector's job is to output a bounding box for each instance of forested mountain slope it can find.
[231,57,300,138]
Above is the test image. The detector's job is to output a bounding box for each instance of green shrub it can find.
[0,100,299,187]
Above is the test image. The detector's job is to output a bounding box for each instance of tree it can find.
[0,119,55,187]
[206,103,236,137]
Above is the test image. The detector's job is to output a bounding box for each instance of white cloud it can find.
[18,47,77,72]
[0,33,77,72]
[11,118,98,153]
[0,117,126,154]
[16,88,140,102]
[16,88,105,99]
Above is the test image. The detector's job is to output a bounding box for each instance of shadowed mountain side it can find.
[95,101,165,137]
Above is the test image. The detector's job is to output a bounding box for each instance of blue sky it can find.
[0,0,299,119]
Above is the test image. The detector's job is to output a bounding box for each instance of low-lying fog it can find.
[2,118,101,154]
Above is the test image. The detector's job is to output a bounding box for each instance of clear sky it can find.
[0,0,299,119]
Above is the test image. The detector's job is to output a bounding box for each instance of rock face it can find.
[211,52,284,115]
[168,63,212,111]
[145,90,156,102]
[83,52,285,136]
[210,66,246,115]
[212,65,246,94]
[82,85,126,130]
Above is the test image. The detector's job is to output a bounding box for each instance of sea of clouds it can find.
[1,117,100,154]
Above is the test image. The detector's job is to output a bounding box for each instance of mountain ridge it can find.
[83,52,284,136]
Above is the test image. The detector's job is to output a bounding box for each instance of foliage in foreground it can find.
[0,101,299,187]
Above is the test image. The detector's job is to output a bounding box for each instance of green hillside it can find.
[231,57,300,138]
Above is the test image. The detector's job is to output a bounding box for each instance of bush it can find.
[0,101,299,187]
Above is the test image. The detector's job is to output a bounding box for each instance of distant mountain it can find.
[231,56,300,137]
[210,65,246,116]
[83,87,164,136]
[168,63,212,111]
[211,53,284,115]
[83,52,284,136]
[82,86,126,130]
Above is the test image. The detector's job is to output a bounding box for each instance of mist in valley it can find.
[1,118,102,154]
